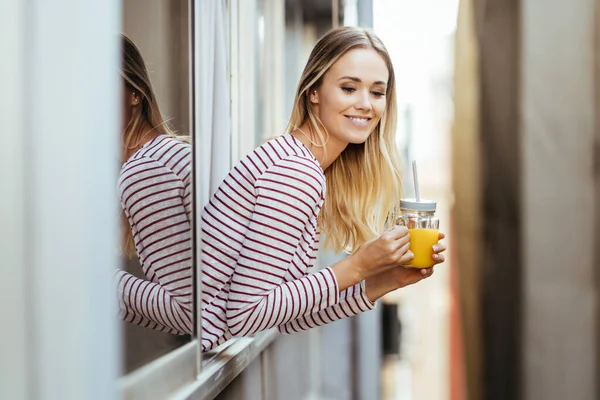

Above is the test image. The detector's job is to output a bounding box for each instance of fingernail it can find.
[433,245,439,252]
[432,254,439,260]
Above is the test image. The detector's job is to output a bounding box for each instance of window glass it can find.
[119,0,194,374]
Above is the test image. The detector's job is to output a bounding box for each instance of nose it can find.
[355,89,372,111]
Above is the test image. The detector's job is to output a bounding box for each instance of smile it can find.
[345,115,371,126]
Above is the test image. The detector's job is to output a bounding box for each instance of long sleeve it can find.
[117,156,193,335]
[278,280,375,334]
[116,281,182,334]
[224,155,343,337]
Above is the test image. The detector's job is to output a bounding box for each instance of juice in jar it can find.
[406,228,439,268]
[396,198,439,268]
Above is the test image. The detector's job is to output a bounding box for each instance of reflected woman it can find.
[200,27,446,350]
[115,34,193,335]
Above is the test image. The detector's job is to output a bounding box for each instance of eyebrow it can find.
[337,76,387,86]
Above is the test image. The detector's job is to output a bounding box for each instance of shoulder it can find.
[139,135,191,160]
[253,135,325,199]
[255,134,323,180]
[257,158,325,210]
[141,135,192,178]
[120,136,191,185]
[118,155,184,204]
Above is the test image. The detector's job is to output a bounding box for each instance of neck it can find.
[291,122,348,171]
[123,123,161,161]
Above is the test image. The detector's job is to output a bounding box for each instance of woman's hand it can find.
[365,232,447,301]
[352,225,414,279]
[431,232,446,264]
[329,225,413,291]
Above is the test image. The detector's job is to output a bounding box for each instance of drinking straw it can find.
[412,160,420,202]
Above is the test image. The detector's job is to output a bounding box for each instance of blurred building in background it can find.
[453,1,599,400]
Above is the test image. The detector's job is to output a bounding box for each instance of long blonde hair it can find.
[285,27,403,253]
[120,34,177,257]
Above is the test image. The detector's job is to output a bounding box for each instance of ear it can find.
[308,89,319,104]
[130,91,140,107]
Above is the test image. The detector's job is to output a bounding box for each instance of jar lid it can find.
[400,198,437,211]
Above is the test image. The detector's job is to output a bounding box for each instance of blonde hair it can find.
[285,26,403,253]
[120,34,177,257]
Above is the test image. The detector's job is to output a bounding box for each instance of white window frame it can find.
[118,0,202,396]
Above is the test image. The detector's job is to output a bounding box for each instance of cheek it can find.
[320,92,351,117]
[373,100,386,119]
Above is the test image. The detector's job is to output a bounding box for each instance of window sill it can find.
[170,329,279,400]
[118,330,279,400]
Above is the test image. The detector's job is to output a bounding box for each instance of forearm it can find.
[116,270,193,335]
[120,309,184,335]
[226,267,339,337]
[329,253,366,292]
[278,280,375,334]
[364,269,402,302]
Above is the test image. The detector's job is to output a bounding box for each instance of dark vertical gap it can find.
[594,1,600,399]
[476,1,522,399]
[188,0,198,343]
[350,316,360,400]
[170,0,190,137]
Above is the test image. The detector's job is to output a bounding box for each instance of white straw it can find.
[412,160,420,202]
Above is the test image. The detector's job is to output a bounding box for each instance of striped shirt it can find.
[201,133,374,351]
[116,135,193,335]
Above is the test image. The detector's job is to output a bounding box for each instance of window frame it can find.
[118,0,286,397]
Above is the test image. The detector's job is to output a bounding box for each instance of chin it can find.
[348,137,369,145]
[346,129,374,144]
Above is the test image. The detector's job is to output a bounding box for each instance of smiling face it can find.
[310,48,389,148]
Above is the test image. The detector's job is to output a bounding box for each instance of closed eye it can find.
[372,91,385,97]
[341,87,355,93]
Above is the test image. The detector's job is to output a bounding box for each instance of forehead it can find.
[326,48,389,84]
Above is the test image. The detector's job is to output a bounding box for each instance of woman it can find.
[200,27,446,351]
[115,35,193,335]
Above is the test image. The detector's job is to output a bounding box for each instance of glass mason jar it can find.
[395,199,439,268]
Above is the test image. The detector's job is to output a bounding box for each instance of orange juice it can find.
[405,228,439,268]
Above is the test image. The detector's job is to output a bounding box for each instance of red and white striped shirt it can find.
[116,135,193,335]
[201,133,374,351]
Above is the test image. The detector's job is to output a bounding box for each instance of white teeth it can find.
[348,116,369,125]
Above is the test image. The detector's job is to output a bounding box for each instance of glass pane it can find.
[255,0,266,145]
[118,0,193,374]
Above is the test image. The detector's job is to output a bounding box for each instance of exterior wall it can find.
[456,1,600,399]
[521,0,599,398]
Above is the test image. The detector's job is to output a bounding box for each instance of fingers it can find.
[385,225,410,240]
[432,253,445,264]
[397,230,411,247]
[438,232,446,240]
[420,267,435,278]
[432,242,446,265]
[432,243,446,253]
[397,242,414,265]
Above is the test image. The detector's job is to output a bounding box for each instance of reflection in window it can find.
[118,1,193,374]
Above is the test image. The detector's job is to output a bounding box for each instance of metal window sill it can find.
[170,330,279,400]
[118,330,278,400]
